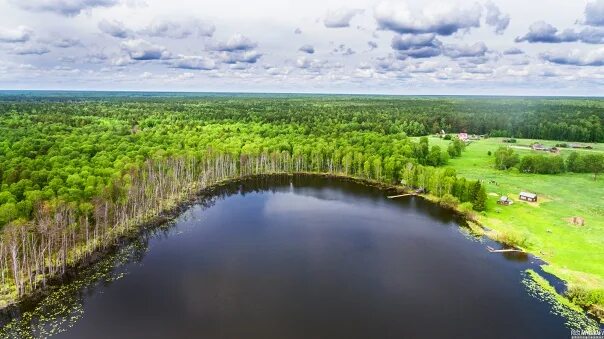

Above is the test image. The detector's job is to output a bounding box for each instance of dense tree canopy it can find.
[0,95,603,141]
[0,94,602,306]
[493,147,604,178]
[0,102,454,226]
[0,95,484,302]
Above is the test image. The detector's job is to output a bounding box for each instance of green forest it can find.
[494,147,604,176]
[0,94,603,309]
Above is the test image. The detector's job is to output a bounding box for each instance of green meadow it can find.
[426,136,604,319]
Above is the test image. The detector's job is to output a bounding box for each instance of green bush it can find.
[495,230,531,249]
[567,287,604,320]
[458,202,476,220]
[459,202,474,212]
[567,287,604,307]
[439,194,459,208]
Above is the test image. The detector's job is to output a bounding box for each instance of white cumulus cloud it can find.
[12,0,119,16]
[324,8,364,28]
[374,1,482,36]
[121,39,171,60]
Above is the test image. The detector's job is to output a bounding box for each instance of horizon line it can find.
[1,89,603,99]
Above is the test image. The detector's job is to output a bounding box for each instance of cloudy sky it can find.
[1,0,604,95]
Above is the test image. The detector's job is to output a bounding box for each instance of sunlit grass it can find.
[432,136,604,321]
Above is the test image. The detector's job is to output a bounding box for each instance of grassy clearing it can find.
[420,136,604,321]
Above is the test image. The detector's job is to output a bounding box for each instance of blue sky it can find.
[0,0,603,95]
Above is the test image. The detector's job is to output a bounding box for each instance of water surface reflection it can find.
[1,176,598,338]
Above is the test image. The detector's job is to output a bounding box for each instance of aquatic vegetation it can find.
[522,269,600,332]
[0,238,148,338]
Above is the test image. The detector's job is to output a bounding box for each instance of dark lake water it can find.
[1,176,597,338]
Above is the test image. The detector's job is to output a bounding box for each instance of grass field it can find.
[419,136,604,319]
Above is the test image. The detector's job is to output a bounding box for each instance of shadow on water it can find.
[0,175,601,338]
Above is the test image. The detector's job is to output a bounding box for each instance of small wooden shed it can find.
[519,191,537,202]
[497,196,513,206]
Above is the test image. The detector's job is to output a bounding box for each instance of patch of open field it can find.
[434,137,604,293]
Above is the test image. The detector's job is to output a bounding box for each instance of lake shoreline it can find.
[0,172,601,325]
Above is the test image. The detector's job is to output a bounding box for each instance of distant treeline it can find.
[0,96,602,142]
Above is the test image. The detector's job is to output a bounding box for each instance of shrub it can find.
[439,194,459,208]
[495,230,531,249]
[459,202,477,220]
[567,287,604,307]
[567,287,604,320]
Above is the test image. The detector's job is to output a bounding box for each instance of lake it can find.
[0,176,594,338]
